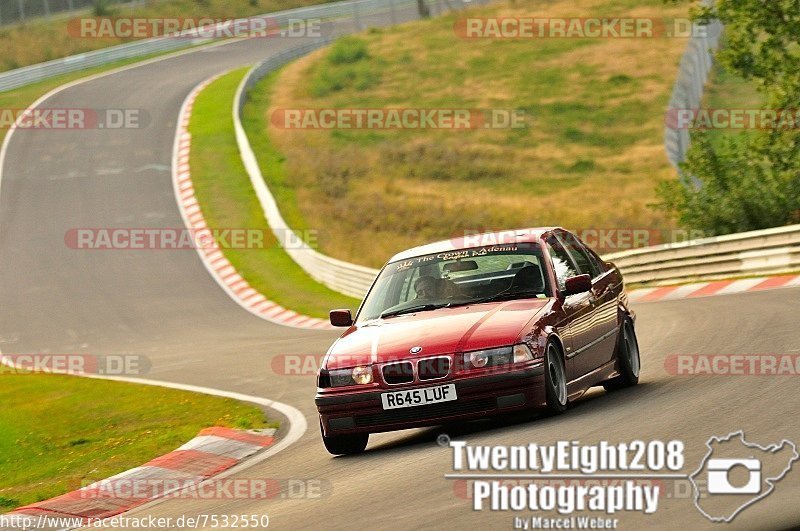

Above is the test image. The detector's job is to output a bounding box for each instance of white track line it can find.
[0,353,308,529]
[0,37,256,206]
[0,39,331,330]
[0,41,315,529]
[171,73,331,330]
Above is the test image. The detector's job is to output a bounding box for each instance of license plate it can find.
[380,384,457,410]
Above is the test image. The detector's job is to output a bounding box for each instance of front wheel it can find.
[603,319,640,391]
[543,342,568,415]
[320,420,368,455]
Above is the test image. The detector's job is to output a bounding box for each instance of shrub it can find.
[327,37,369,65]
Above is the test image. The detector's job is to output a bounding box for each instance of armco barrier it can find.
[663,2,723,168]
[233,0,480,299]
[231,3,794,298]
[605,224,800,286]
[12,0,775,297]
[0,0,121,26]
[0,0,480,297]
[233,43,382,299]
[0,35,202,92]
[0,0,459,92]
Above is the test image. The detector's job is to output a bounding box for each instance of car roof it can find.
[388,227,562,263]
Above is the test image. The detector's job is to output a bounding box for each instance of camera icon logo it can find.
[690,431,798,522]
[706,458,761,494]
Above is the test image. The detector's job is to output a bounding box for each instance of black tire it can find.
[603,318,641,391]
[543,342,568,415]
[320,420,368,455]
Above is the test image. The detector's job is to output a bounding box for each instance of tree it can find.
[657,0,800,234]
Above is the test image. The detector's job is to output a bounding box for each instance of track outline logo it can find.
[689,430,799,522]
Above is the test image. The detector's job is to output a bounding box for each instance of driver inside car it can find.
[414,275,438,300]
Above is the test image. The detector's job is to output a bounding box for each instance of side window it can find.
[545,236,578,291]
[585,247,607,276]
[558,232,601,279]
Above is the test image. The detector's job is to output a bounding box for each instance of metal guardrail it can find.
[605,224,800,286]
[0,0,108,26]
[0,0,447,92]
[0,37,208,92]
[232,0,796,297]
[0,0,478,298]
[234,40,381,300]
[663,5,723,168]
[234,0,478,298]
[8,0,791,297]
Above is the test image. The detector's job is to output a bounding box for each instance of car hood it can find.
[325,299,550,369]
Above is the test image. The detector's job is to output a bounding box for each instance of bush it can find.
[309,38,379,96]
[327,36,369,65]
[656,0,800,235]
[656,131,800,234]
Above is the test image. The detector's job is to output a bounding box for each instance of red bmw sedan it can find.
[316,228,640,455]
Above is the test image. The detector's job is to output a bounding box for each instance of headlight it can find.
[321,365,373,387]
[463,344,535,369]
[464,347,513,368]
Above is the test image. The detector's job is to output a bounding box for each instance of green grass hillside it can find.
[246,0,691,267]
[0,0,331,72]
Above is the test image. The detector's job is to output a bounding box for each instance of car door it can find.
[557,231,618,373]
[544,234,596,380]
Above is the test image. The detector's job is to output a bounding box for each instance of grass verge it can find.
[0,43,215,146]
[246,0,692,267]
[0,372,270,512]
[188,68,362,317]
[0,0,333,72]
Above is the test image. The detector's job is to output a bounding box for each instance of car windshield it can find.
[356,243,550,323]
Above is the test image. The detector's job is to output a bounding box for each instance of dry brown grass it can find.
[0,0,327,72]
[253,0,689,267]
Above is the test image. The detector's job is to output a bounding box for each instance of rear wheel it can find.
[320,420,368,455]
[544,342,568,415]
[603,319,640,391]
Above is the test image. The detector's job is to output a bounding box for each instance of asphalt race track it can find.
[1,24,799,531]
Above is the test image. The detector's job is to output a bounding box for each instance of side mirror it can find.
[329,309,354,327]
[564,274,592,296]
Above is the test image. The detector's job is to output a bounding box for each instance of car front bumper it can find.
[316,366,546,436]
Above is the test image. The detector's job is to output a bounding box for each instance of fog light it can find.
[352,366,373,385]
